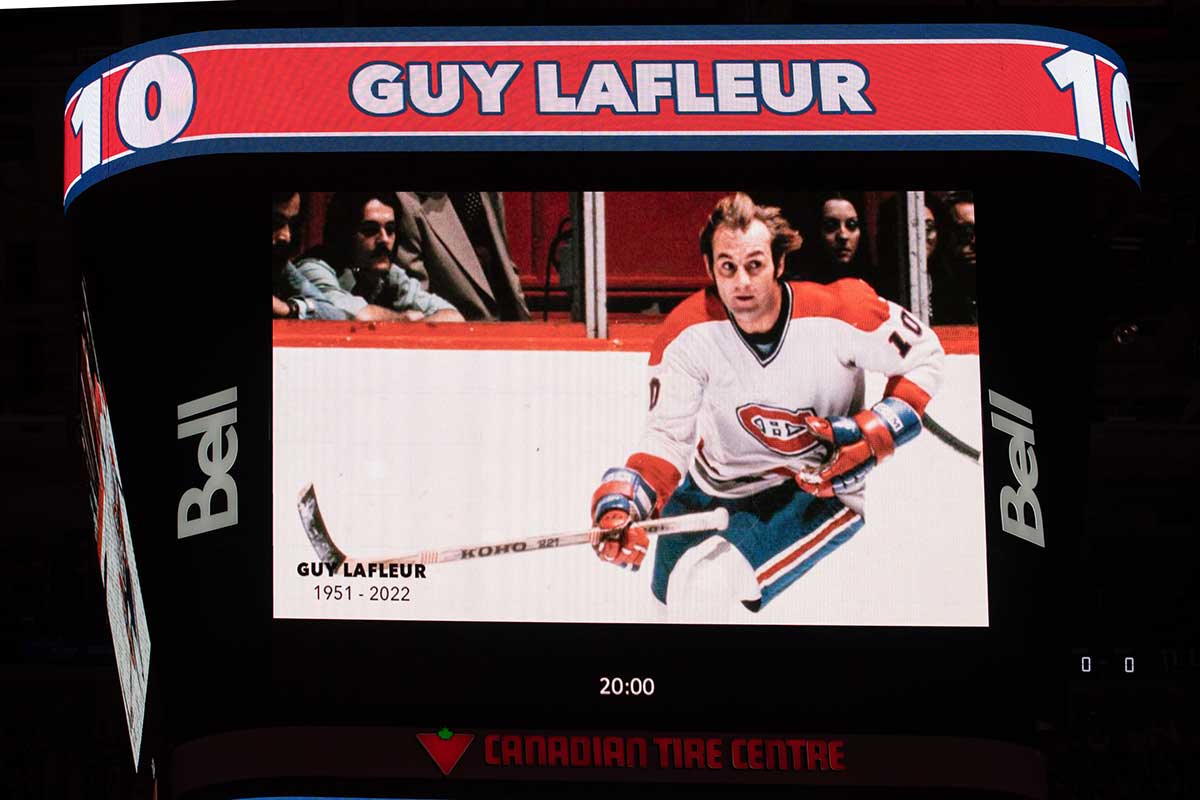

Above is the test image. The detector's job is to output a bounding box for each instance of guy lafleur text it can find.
[298,561,427,578]
[349,59,873,118]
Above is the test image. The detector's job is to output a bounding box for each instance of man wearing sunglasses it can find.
[294,192,464,322]
[930,190,977,325]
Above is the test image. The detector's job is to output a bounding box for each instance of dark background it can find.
[4,2,1198,798]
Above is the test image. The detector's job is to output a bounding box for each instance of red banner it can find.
[172,725,1047,797]
[63,25,1139,207]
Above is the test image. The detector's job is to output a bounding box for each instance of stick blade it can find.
[297,483,347,570]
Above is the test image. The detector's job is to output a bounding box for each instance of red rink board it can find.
[272,320,979,355]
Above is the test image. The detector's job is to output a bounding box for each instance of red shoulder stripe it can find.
[788,278,890,332]
[648,288,727,366]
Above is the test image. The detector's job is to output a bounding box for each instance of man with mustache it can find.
[294,192,464,322]
[272,192,349,319]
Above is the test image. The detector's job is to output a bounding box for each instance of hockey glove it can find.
[590,467,656,570]
[796,397,922,498]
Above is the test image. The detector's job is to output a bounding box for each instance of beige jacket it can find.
[394,192,531,321]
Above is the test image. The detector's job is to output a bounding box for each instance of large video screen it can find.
[80,284,152,765]
[271,189,985,626]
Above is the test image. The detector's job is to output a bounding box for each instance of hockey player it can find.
[590,193,944,611]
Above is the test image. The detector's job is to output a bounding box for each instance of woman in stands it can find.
[780,192,872,286]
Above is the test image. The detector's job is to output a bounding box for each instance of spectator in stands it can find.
[394,192,532,321]
[272,192,350,320]
[921,192,948,287]
[948,191,975,269]
[930,191,978,324]
[295,192,464,322]
[787,192,871,285]
[819,193,863,273]
[924,201,939,263]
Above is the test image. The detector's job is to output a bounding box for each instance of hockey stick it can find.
[297,483,729,568]
[922,413,982,463]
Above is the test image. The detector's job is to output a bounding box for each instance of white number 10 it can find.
[70,77,102,175]
[69,53,196,178]
[1044,48,1139,171]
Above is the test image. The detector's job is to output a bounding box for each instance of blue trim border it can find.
[64,24,1130,103]
[62,131,1139,210]
[62,25,1139,209]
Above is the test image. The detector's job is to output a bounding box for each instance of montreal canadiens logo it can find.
[737,403,820,455]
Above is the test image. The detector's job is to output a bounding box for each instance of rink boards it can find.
[272,339,987,627]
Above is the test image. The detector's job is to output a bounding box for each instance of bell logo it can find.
[177,387,238,538]
[417,728,474,776]
[989,390,1044,547]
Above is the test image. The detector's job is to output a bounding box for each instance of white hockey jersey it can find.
[627,280,944,507]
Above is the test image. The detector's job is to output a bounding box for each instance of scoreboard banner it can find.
[172,725,1046,797]
[63,24,1140,207]
[64,12,1149,788]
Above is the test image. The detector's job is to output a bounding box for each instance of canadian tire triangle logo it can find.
[417,728,474,776]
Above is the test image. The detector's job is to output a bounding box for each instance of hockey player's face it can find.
[708,220,784,333]
[352,199,397,273]
[820,199,860,265]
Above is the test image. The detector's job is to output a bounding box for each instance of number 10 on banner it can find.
[69,54,196,177]
[1044,48,1139,170]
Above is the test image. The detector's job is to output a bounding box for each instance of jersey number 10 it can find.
[888,310,924,358]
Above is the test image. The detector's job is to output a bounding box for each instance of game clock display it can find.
[599,676,656,696]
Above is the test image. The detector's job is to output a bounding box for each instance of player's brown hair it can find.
[699,192,803,271]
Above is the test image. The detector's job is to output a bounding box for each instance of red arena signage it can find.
[63,24,1139,206]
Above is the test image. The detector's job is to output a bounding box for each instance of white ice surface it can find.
[273,346,987,626]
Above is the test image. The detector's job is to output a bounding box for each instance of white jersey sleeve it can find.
[625,291,730,505]
[640,336,704,478]
[833,288,944,412]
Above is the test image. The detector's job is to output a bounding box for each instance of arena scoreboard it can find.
[63,6,1146,799]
